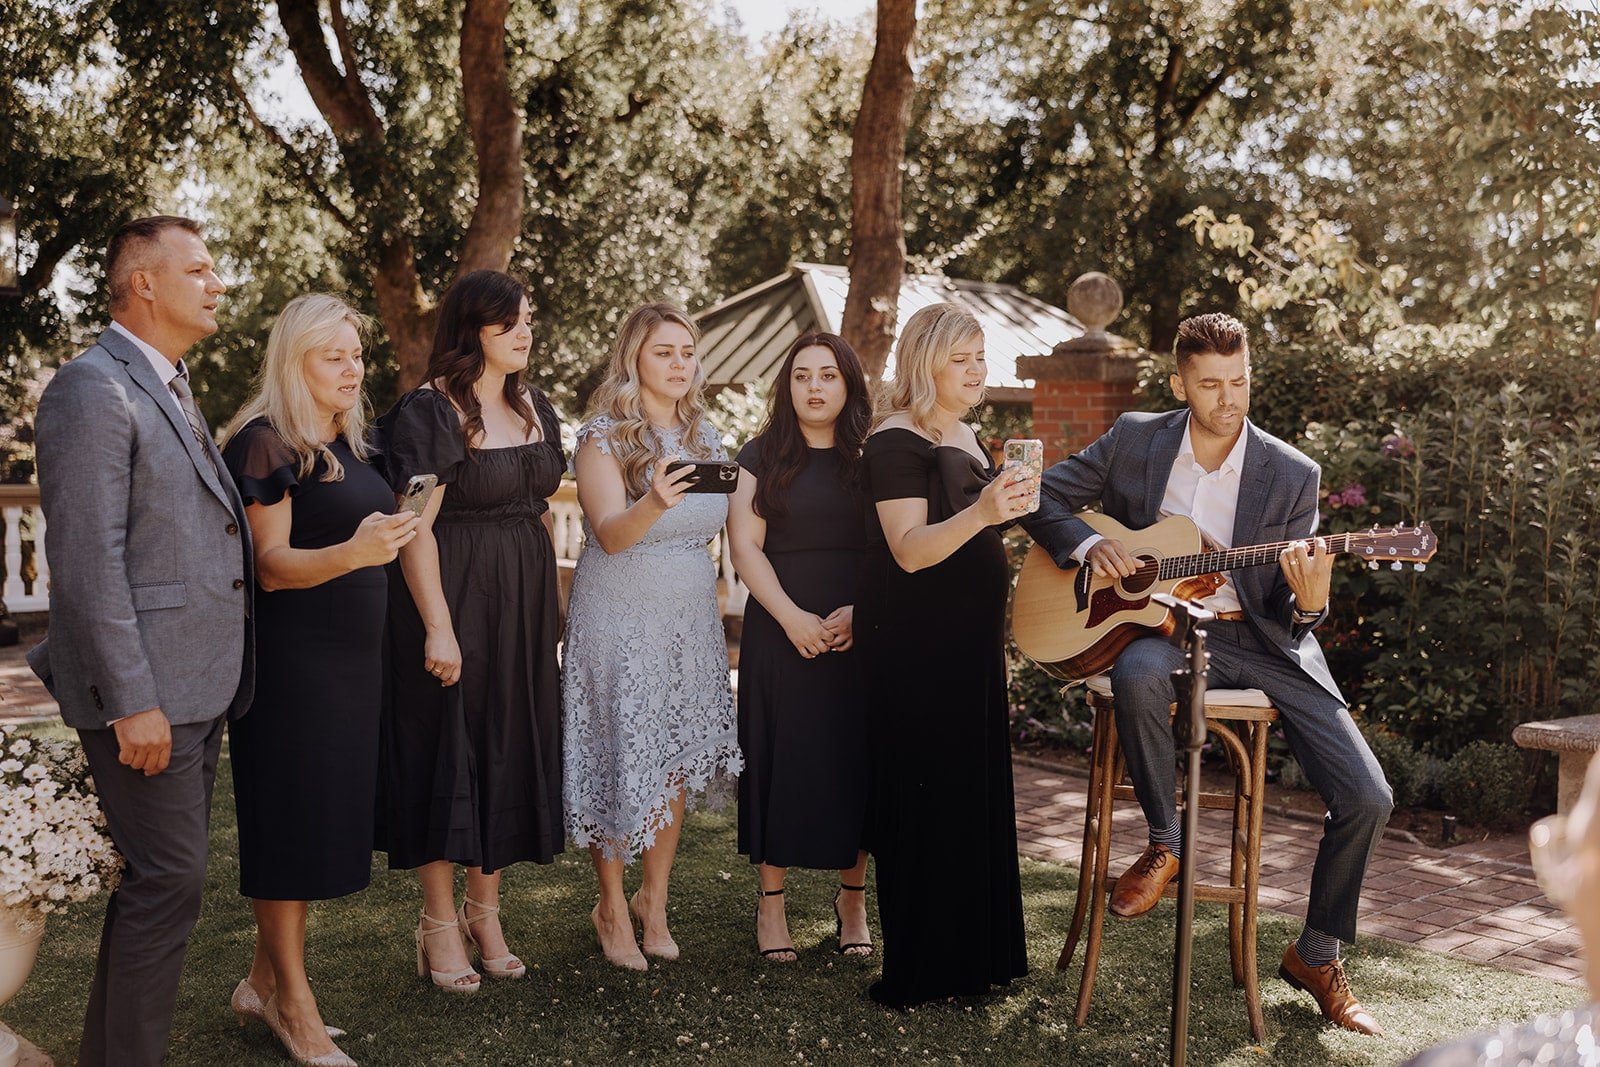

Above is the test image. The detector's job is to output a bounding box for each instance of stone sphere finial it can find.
[1066,272,1123,338]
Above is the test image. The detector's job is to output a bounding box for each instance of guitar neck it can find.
[1156,533,1357,581]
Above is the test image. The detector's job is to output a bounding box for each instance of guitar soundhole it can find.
[1120,557,1157,596]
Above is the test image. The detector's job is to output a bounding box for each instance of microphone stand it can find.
[1152,592,1213,1067]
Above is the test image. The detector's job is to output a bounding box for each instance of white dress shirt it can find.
[1157,419,1248,613]
[108,320,186,422]
[1074,416,1249,614]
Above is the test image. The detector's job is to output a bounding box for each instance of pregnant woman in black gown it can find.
[728,333,874,962]
[377,270,566,995]
[857,302,1039,1009]
[219,294,419,1066]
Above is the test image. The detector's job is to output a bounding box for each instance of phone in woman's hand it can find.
[1002,438,1043,513]
[396,474,439,518]
[664,461,740,494]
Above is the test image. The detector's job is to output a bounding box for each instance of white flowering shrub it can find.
[0,724,122,914]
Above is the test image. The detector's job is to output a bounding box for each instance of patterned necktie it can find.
[169,362,217,471]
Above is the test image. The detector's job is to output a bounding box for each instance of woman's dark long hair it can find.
[752,332,873,520]
[424,270,535,453]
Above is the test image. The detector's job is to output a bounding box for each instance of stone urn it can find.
[0,904,45,1067]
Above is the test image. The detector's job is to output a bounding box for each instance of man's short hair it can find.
[1173,312,1248,367]
[106,216,202,308]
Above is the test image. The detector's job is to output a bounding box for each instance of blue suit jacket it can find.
[1021,409,1343,702]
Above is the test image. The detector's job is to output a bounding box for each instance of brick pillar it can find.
[1016,272,1145,466]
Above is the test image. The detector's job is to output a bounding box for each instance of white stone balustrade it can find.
[0,486,46,613]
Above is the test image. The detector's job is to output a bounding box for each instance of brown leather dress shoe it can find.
[1278,943,1384,1036]
[1109,843,1179,918]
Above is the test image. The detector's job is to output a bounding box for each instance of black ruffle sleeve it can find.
[222,418,303,507]
[376,388,468,492]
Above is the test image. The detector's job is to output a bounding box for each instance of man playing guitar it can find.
[1021,312,1392,1036]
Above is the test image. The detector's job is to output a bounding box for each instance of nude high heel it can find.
[591,905,648,971]
[415,912,481,994]
[262,993,357,1067]
[232,978,346,1037]
[629,890,680,961]
[457,895,527,980]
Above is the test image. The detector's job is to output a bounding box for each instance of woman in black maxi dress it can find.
[855,302,1035,1009]
[729,332,874,961]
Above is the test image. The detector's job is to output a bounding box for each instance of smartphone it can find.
[1003,438,1044,513]
[664,460,741,494]
[396,473,438,518]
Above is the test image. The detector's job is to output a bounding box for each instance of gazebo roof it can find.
[698,263,1083,402]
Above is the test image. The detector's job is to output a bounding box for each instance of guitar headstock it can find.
[1349,522,1437,572]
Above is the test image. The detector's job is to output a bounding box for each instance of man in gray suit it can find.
[1022,313,1392,1035]
[28,216,254,1066]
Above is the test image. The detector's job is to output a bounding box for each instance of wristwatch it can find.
[1291,600,1322,624]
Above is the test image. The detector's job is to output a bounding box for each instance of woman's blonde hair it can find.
[587,302,716,498]
[878,302,985,442]
[221,293,374,481]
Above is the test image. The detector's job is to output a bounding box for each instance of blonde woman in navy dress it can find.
[728,333,874,962]
[562,303,742,971]
[219,294,417,1065]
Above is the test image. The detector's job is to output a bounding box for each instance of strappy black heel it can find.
[834,883,873,957]
[756,888,797,962]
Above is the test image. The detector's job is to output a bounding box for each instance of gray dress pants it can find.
[1109,620,1392,942]
[75,716,224,1067]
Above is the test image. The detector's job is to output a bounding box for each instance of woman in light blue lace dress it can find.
[562,302,742,972]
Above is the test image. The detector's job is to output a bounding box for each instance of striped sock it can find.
[1296,925,1342,967]
[1149,820,1183,859]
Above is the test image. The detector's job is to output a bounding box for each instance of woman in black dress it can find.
[377,270,566,994]
[220,294,419,1066]
[856,302,1038,1009]
[728,333,874,962]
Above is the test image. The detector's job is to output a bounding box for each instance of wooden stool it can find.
[1058,675,1279,1041]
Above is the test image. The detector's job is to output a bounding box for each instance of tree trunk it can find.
[841,0,918,382]
[456,0,524,275]
[274,0,524,391]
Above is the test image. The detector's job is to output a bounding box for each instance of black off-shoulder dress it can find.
[222,419,393,900]
[856,426,1028,1007]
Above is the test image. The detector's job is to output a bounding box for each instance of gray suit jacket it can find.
[1021,409,1343,702]
[27,327,255,729]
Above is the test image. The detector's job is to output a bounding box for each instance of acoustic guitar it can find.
[1010,512,1437,682]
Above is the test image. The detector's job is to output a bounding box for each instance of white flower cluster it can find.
[0,724,122,914]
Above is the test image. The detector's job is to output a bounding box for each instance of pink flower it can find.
[1381,434,1416,459]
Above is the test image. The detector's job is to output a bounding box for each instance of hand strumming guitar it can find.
[1086,539,1140,579]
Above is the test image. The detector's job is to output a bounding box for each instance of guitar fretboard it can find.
[1150,532,1364,582]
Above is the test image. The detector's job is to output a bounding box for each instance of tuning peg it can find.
[1369,560,1380,570]
[1390,561,1403,571]
[1415,563,1427,572]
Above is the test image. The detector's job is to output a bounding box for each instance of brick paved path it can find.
[1013,762,1584,988]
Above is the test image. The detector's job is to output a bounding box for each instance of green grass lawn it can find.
[5,751,1580,1065]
